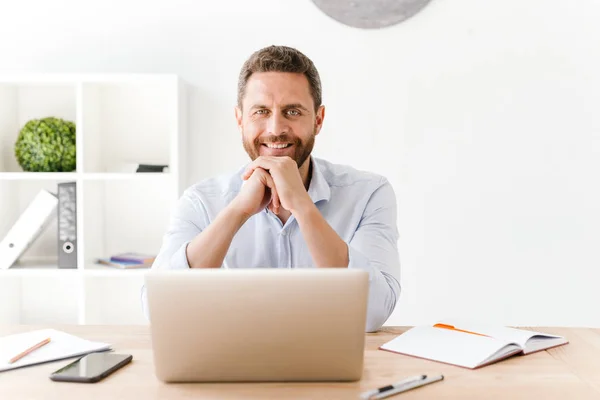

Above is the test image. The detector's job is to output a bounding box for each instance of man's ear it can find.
[314,105,325,136]
[235,106,243,134]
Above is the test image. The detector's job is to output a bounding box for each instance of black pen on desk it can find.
[360,374,444,400]
[360,375,425,400]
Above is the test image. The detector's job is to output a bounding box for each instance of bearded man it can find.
[145,45,401,332]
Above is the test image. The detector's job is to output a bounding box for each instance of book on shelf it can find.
[0,189,58,270]
[96,253,155,269]
[96,259,152,269]
[109,252,155,264]
[111,163,169,173]
[136,164,169,173]
[379,319,568,369]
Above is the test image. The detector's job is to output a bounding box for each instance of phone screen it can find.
[51,353,132,381]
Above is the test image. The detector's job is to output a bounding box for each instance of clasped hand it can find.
[231,156,311,217]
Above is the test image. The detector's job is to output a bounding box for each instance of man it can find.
[143,45,400,332]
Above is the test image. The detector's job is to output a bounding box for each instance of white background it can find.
[1,0,599,327]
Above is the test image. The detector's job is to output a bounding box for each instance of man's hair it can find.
[237,45,322,112]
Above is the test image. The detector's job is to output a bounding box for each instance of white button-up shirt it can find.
[142,157,401,332]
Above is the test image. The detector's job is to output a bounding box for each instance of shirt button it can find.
[280,230,287,236]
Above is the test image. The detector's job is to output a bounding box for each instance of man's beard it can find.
[242,131,315,169]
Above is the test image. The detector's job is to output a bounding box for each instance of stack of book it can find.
[96,253,155,269]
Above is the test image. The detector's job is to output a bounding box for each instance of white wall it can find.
[1,0,599,327]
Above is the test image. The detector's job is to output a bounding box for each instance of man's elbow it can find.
[365,275,400,332]
[365,315,387,333]
[365,302,396,332]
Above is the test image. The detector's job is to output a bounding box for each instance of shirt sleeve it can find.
[141,189,208,319]
[347,179,401,332]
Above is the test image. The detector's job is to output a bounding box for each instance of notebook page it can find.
[438,319,565,349]
[0,329,111,372]
[380,325,515,369]
[480,344,522,366]
[523,336,568,354]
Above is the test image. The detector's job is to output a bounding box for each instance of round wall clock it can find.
[312,0,432,29]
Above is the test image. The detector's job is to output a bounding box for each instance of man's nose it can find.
[267,113,288,136]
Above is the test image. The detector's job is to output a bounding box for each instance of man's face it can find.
[235,72,325,169]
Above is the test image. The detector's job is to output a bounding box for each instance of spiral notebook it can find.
[0,329,111,372]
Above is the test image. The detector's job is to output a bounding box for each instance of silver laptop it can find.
[144,268,369,382]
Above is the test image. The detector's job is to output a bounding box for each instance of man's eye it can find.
[286,109,300,116]
[255,109,269,115]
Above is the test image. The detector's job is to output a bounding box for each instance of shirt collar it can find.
[307,157,331,204]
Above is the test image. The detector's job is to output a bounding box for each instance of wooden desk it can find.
[1,326,599,399]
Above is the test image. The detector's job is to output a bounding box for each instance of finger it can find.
[243,166,265,183]
[242,157,278,180]
[254,168,280,210]
[272,185,280,213]
[261,170,280,211]
[242,163,267,180]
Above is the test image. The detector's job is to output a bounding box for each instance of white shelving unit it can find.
[0,74,188,325]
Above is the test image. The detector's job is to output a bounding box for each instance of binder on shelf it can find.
[0,190,58,270]
[57,182,77,269]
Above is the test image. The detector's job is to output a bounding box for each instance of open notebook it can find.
[0,329,111,372]
[380,319,568,369]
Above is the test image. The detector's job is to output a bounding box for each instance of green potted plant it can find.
[14,117,76,172]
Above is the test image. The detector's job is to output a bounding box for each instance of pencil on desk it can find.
[8,337,51,364]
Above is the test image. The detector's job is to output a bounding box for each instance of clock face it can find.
[312,0,432,29]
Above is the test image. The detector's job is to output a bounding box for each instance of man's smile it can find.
[262,142,293,149]
[260,142,295,156]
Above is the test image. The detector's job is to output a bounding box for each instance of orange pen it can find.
[433,323,489,337]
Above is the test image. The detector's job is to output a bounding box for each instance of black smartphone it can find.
[49,352,132,383]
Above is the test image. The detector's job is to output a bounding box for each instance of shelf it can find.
[84,275,148,324]
[0,83,77,173]
[83,179,174,269]
[81,82,175,173]
[83,262,150,276]
[0,267,150,278]
[0,269,80,277]
[0,277,21,323]
[0,73,186,325]
[0,272,80,324]
[0,172,78,181]
[0,172,171,181]
[21,275,80,324]
[82,172,171,181]
[1,260,79,276]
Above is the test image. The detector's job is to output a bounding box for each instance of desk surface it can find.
[1,325,599,400]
